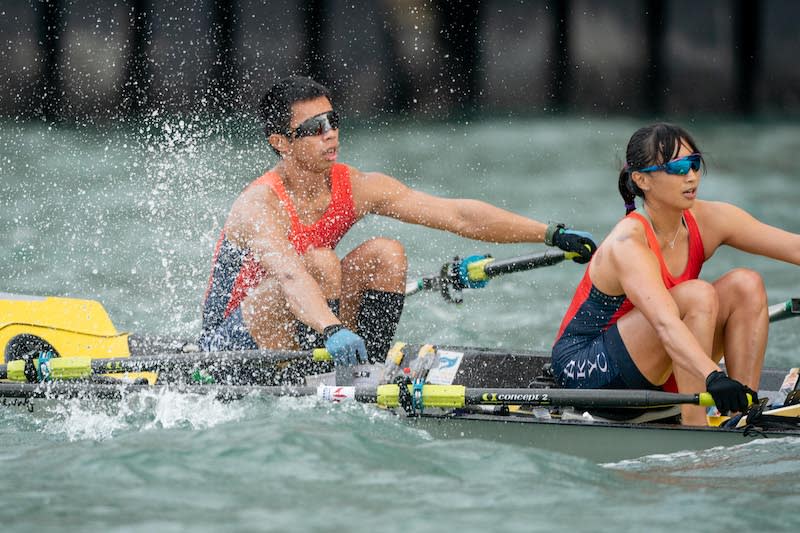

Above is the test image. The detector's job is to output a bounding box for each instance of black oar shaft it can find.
[1,381,705,410]
[464,388,701,408]
[406,250,568,299]
[0,381,136,400]
[0,381,376,403]
[0,381,316,401]
[0,347,326,381]
[87,348,319,373]
[482,250,567,278]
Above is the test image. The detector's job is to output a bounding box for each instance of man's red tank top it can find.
[258,163,358,255]
[201,163,358,328]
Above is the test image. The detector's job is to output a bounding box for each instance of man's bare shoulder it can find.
[348,166,397,189]
[226,179,289,238]
[229,182,278,214]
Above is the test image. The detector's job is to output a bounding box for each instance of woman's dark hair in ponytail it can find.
[618,164,639,215]
[618,123,704,214]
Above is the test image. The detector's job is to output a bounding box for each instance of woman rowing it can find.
[552,123,800,426]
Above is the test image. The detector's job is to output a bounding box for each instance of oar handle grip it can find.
[312,349,332,362]
[697,392,756,408]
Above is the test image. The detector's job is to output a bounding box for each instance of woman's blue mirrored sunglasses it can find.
[290,111,340,139]
[638,153,702,175]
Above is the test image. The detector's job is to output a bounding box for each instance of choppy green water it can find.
[1,116,799,532]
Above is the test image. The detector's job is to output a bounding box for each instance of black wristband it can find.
[544,222,565,246]
[322,323,346,341]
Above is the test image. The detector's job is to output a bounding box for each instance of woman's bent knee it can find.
[671,279,719,316]
[717,268,768,314]
[724,268,766,300]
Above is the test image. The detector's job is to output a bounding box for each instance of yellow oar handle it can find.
[698,392,713,407]
[6,356,96,381]
[466,257,494,282]
[312,348,332,362]
[561,245,593,262]
[697,392,755,408]
[6,359,33,381]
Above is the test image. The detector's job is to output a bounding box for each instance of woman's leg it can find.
[711,268,768,390]
[617,279,719,425]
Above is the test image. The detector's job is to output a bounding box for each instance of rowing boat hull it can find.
[412,411,798,462]
[2,377,798,463]
[2,336,797,462]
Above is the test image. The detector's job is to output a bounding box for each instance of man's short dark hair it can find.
[259,76,331,143]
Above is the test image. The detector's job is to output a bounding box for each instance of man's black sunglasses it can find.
[289,111,340,139]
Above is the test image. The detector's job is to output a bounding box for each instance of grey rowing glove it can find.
[705,371,757,414]
[323,324,368,366]
[545,223,597,264]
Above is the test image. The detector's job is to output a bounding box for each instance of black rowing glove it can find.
[545,223,598,264]
[705,371,753,414]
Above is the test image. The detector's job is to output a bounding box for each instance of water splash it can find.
[37,388,247,442]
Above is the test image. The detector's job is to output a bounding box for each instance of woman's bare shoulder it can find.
[607,215,647,246]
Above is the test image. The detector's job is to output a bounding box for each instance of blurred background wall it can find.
[1,0,798,123]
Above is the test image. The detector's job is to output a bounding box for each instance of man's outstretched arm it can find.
[353,170,596,260]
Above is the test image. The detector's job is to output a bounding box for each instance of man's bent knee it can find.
[360,237,407,269]
[341,238,407,295]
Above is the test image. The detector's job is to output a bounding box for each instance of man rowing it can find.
[198,75,597,366]
[552,123,800,426]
